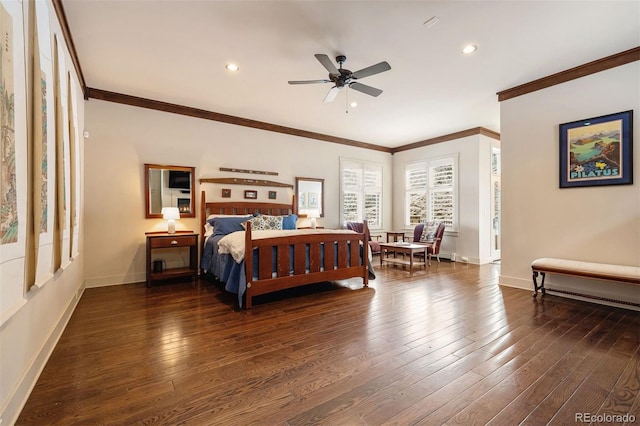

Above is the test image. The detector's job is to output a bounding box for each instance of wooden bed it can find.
[200,191,369,308]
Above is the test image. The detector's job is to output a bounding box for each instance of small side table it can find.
[386,231,407,243]
[146,231,199,287]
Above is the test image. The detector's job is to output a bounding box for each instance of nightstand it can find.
[145,231,199,287]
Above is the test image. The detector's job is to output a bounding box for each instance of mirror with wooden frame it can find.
[295,177,324,217]
[145,164,196,218]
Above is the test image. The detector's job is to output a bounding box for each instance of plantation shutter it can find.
[406,164,427,225]
[428,160,454,228]
[341,161,361,222]
[363,166,382,227]
[405,156,458,231]
[340,159,383,228]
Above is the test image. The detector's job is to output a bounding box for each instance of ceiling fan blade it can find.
[288,79,331,85]
[315,54,339,74]
[323,86,340,103]
[352,61,391,79]
[350,82,383,97]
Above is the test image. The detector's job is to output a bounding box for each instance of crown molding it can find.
[87,87,501,153]
[391,127,500,154]
[497,47,640,102]
[87,88,393,153]
[51,0,87,98]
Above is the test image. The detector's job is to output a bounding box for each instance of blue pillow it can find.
[207,213,259,227]
[282,214,298,230]
[211,216,252,236]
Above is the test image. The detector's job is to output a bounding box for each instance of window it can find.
[405,155,458,231]
[340,158,382,229]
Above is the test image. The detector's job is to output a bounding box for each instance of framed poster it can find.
[244,190,257,199]
[559,110,633,188]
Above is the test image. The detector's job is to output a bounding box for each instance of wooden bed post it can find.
[200,190,207,243]
[244,221,254,309]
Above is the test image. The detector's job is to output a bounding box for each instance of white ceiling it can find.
[61,0,639,148]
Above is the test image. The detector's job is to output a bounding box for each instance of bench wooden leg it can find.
[532,271,546,298]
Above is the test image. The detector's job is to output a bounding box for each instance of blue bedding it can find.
[201,234,248,305]
[200,234,225,277]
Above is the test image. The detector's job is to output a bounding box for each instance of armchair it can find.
[412,222,446,265]
[346,221,381,255]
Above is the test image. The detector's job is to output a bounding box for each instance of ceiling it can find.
[61,0,639,149]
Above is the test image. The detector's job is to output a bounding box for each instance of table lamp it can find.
[307,209,320,229]
[161,207,180,234]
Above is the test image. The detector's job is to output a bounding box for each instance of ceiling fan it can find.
[288,54,391,103]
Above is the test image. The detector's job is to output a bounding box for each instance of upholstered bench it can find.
[531,258,640,300]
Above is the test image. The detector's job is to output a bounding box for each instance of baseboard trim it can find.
[3,280,85,426]
[499,274,640,311]
[85,272,145,288]
[498,274,531,290]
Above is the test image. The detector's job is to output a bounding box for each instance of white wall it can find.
[83,100,393,287]
[499,62,639,305]
[392,133,498,264]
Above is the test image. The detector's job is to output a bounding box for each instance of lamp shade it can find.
[161,207,180,220]
[161,207,180,234]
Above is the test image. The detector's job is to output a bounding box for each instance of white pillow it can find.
[420,222,439,242]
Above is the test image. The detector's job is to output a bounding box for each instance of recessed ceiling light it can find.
[226,63,239,71]
[462,44,478,54]
[350,102,358,108]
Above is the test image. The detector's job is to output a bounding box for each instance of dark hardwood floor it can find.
[17,261,640,425]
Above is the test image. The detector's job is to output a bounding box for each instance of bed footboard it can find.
[243,223,369,309]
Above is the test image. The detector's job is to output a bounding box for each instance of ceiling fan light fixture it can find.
[225,63,239,71]
[289,54,390,102]
[462,44,478,54]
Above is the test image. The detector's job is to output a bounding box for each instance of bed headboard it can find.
[200,191,295,239]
